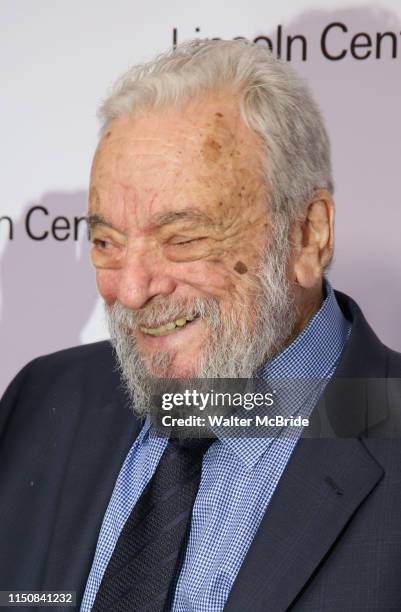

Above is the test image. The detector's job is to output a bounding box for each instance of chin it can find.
[143,350,200,379]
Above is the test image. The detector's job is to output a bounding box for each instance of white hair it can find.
[98,38,333,223]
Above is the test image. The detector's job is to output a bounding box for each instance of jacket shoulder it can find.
[334,289,401,378]
[387,347,401,377]
[0,341,121,440]
[28,340,115,374]
[12,339,118,398]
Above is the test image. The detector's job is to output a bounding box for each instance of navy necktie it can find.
[92,436,215,612]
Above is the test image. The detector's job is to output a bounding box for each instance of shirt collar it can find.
[259,279,351,380]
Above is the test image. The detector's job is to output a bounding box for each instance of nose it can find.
[116,242,176,310]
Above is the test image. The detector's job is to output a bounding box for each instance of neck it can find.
[289,283,324,344]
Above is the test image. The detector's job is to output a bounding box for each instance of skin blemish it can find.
[105,131,112,139]
[215,112,224,118]
[202,136,222,163]
[234,260,248,274]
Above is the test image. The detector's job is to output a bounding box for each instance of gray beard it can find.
[105,234,298,417]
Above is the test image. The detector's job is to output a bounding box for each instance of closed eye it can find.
[170,237,207,246]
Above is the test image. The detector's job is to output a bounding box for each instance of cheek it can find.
[185,263,257,312]
[177,260,239,299]
[96,270,119,304]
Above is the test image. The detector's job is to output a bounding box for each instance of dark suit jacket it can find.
[1,291,401,611]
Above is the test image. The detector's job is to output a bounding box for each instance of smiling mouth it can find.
[140,316,199,337]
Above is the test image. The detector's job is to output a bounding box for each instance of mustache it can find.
[106,296,221,330]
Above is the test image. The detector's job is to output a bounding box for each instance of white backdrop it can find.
[1,0,400,395]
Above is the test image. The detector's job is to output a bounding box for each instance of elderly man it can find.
[1,39,401,611]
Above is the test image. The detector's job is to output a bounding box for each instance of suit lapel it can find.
[224,437,383,612]
[41,382,142,601]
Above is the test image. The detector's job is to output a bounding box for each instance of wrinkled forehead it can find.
[89,94,264,229]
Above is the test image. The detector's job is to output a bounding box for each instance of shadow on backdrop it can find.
[280,6,401,349]
[0,191,98,395]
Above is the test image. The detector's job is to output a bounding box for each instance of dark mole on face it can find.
[215,112,224,118]
[234,260,248,274]
[105,131,112,139]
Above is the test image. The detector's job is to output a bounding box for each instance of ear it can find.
[292,189,334,289]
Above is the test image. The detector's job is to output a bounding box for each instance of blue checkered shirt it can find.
[81,281,351,611]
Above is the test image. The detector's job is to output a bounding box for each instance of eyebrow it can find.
[85,214,120,233]
[149,210,214,228]
[86,209,213,233]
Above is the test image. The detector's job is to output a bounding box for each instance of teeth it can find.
[140,317,197,336]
